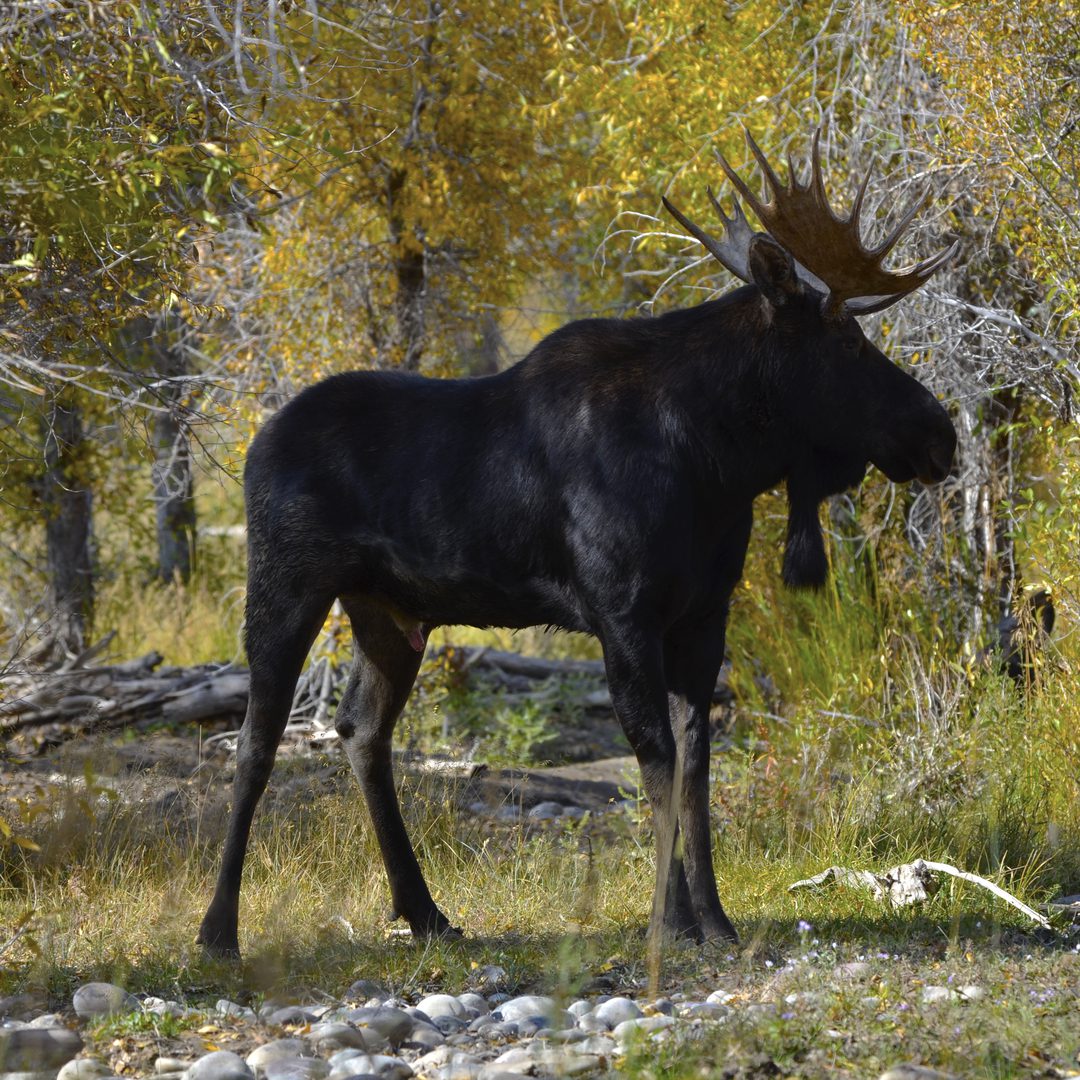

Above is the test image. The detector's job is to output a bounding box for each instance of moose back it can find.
[198,132,957,957]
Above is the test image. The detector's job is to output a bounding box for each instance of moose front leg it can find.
[601,625,698,940]
[664,618,738,942]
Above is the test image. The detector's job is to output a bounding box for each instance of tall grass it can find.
[2,485,1078,1002]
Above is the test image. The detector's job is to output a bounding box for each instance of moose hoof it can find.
[408,915,462,941]
[700,916,739,944]
[196,923,241,961]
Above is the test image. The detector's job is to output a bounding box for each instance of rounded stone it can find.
[490,996,571,1028]
[415,996,465,1021]
[676,1001,729,1021]
[566,1001,592,1019]
[27,1014,67,1029]
[324,1054,412,1080]
[155,1059,188,1075]
[835,961,872,981]
[247,1039,311,1071]
[309,1024,373,1053]
[344,1008,414,1047]
[612,1015,676,1044]
[430,1016,467,1036]
[575,1015,607,1034]
[345,980,390,1004]
[57,1059,115,1080]
[578,1035,616,1057]
[879,1068,957,1080]
[404,1024,444,1050]
[705,990,735,1006]
[263,1059,330,1080]
[0,1027,84,1070]
[218,1000,257,1022]
[455,995,487,1015]
[593,997,642,1028]
[72,983,138,1020]
[186,1051,256,1080]
[526,801,564,820]
[268,1006,319,1027]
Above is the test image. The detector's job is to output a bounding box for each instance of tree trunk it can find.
[122,314,197,582]
[40,393,94,654]
[152,400,196,584]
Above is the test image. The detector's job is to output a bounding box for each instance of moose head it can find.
[663,130,957,586]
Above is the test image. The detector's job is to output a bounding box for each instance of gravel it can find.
[0,971,996,1080]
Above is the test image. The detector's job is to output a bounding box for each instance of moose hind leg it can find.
[198,586,332,957]
[337,599,456,938]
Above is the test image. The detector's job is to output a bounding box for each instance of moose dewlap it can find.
[198,130,956,957]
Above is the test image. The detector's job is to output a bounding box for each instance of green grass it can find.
[3,510,1080,1077]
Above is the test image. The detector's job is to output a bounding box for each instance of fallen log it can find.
[2,638,732,741]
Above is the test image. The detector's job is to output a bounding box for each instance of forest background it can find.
[1,2,1080,1074]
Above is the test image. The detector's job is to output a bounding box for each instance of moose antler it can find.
[664,129,958,316]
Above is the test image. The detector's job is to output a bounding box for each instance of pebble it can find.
[186,1051,255,1080]
[72,983,138,1020]
[611,1015,676,1044]
[415,997,466,1021]
[263,1059,329,1080]
[344,1007,415,1047]
[591,996,642,1028]
[0,1027,83,1070]
[835,961,872,980]
[309,1023,376,1053]
[247,1039,311,1071]
[56,1061,116,1080]
[346,980,391,1004]
[11,959,1002,1080]
[879,1067,957,1080]
[490,996,571,1028]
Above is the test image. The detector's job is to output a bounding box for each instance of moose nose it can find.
[917,422,957,484]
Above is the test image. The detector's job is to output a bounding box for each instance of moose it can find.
[198,131,957,957]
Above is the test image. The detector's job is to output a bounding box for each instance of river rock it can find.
[612,1014,676,1044]
[57,1061,116,1080]
[490,996,570,1028]
[309,1023,375,1053]
[415,997,465,1021]
[345,1007,414,1046]
[263,1059,330,1080]
[186,1051,255,1080]
[72,984,138,1020]
[456,995,487,1016]
[592,996,642,1027]
[0,1027,83,1070]
[325,1053,411,1080]
[879,1067,957,1080]
[247,1039,311,1071]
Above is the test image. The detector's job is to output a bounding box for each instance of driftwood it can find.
[3,639,732,740]
[788,859,1055,931]
[0,651,248,736]
[436,645,733,710]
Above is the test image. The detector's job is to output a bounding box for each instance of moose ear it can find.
[748,234,801,308]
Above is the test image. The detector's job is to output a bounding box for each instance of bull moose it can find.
[198,131,957,957]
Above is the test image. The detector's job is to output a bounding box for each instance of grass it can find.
[3,508,1080,1077]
